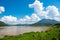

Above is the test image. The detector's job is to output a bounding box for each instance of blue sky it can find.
[0,0,60,18]
[0,0,34,18]
[0,0,60,24]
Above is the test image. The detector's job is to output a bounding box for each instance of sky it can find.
[0,0,60,25]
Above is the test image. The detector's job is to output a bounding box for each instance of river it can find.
[0,26,50,37]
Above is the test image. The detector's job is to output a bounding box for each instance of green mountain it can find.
[31,19,60,26]
[0,21,8,26]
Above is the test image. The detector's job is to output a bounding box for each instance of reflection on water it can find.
[0,26,50,37]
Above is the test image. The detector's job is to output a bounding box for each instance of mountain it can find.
[31,19,60,26]
[0,21,8,26]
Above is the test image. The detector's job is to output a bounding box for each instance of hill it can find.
[31,19,60,26]
[0,21,8,26]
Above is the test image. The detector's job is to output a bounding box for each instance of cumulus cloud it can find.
[0,0,60,24]
[18,15,31,24]
[0,6,5,14]
[45,6,60,21]
[31,13,40,22]
[0,15,18,25]
[0,14,40,24]
[29,0,60,21]
[29,0,47,19]
[29,0,44,11]
[17,14,40,24]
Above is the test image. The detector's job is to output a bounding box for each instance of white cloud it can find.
[54,16,60,21]
[0,15,18,25]
[29,0,44,16]
[17,14,40,24]
[29,0,43,11]
[0,6,5,14]
[0,14,40,24]
[29,0,60,21]
[31,13,40,22]
[29,0,47,18]
[45,6,60,21]
[18,15,31,24]
[46,6,60,17]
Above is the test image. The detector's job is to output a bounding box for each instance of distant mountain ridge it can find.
[15,24,31,26]
[31,19,60,26]
[0,19,60,26]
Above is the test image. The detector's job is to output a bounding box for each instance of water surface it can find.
[0,26,50,37]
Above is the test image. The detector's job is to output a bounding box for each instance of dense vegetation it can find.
[0,25,60,40]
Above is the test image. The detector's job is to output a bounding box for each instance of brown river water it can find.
[0,26,50,38]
